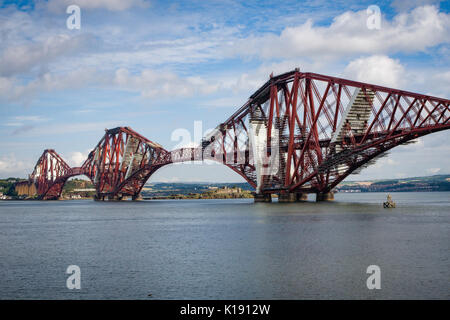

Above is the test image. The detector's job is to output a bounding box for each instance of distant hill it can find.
[143,175,450,195]
[336,174,450,193]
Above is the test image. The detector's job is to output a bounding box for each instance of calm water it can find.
[0,192,449,300]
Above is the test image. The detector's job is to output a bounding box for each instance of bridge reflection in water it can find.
[17,69,450,202]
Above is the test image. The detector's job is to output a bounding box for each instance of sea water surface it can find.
[0,192,449,299]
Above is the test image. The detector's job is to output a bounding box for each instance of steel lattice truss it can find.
[81,127,171,200]
[28,70,450,200]
[204,70,450,194]
[30,149,74,199]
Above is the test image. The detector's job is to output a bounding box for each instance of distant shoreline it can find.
[2,175,449,200]
[2,190,450,202]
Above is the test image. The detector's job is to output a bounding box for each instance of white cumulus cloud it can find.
[67,151,89,167]
[0,154,32,176]
[343,55,406,88]
[229,5,450,61]
[113,68,219,98]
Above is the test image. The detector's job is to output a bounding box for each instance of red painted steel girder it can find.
[79,126,171,199]
[205,69,450,194]
[30,149,76,199]
[29,128,201,200]
[28,69,450,199]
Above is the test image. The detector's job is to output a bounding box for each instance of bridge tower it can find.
[201,69,450,202]
[81,127,171,200]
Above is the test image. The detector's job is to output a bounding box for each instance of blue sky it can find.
[0,0,449,182]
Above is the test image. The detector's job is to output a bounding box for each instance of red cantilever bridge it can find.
[24,69,450,201]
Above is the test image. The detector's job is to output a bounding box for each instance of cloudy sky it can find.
[0,0,449,182]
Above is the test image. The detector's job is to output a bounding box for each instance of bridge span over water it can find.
[17,69,450,202]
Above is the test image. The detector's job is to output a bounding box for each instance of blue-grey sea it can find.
[0,192,449,299]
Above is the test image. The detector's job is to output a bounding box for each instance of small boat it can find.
[383,194,396,208]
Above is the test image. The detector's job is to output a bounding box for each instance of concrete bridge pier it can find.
[108,194,124,201]
[132,194,143,201]
[254,193,272,203]
[316,192,334,202]
[94,194,105,201]
[278,192,308,202]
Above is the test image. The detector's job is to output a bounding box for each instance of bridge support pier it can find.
[132,194,143,201]
[316,192,334,202]
[254,193,272,203]
[108,194,124,201]
[278,192,308,202]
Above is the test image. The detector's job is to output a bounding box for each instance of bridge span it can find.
[17,69,450,202]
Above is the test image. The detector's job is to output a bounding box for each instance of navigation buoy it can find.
[383,194,396,208]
